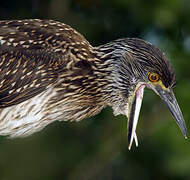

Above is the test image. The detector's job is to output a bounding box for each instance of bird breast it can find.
[0,88,57,137]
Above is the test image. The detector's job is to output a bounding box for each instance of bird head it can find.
[97,38,187,150]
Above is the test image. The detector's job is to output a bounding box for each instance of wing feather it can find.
[0,49,61,108]
[0,19,92,108]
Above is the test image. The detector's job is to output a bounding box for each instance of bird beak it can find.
[152,86,188,139]
[127,84,146,150]
[127,84,187,150]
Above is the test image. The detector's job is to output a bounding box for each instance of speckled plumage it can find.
[0,19,185,143]
[0,19,109,137]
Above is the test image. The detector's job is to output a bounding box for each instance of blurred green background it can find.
[0,0,190,179]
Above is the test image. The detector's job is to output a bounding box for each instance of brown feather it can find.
[0,19,176,137]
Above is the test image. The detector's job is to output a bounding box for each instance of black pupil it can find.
[151,75,157,80]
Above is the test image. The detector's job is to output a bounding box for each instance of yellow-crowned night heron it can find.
[0,19,187,149]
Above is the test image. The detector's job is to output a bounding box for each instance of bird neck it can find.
[94,41,137,116]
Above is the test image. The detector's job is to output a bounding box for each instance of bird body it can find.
[0,19,187,149]
[0,19,108,137]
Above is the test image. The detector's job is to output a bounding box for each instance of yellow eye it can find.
[148,72,160,82]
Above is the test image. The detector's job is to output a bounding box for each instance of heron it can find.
[0,19,187,150]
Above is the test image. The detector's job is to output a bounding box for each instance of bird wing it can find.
[0,48,62,108]
[0,19,88,108]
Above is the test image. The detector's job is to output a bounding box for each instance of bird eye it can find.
[148,72,160,82]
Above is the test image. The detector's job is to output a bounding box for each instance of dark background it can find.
[0,0,190,179]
